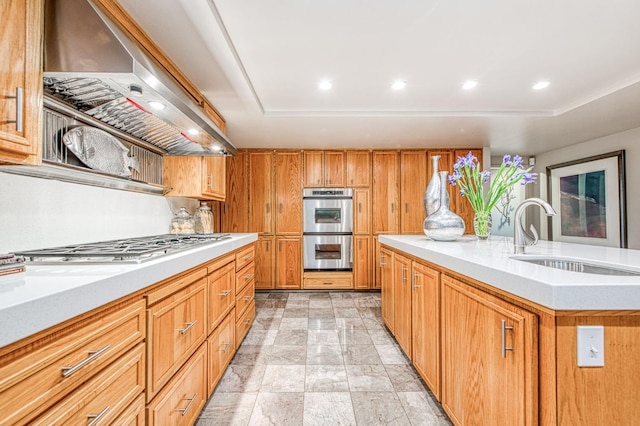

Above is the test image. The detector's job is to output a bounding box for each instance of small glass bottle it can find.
[194,202,214,234]
[170,207,195,235]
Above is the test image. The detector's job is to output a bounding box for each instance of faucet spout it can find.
[513,198,557,254]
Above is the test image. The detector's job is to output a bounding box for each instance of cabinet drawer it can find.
[32,343,145,426]
[0,299,145,425]
[147,344,207,426]
[147,278,206,401]
[236,279,255,321]
[207,309,236,396]
[236,261,255,294]
[235,245,255,271]
[303,272,353,289]
[208,261,236,333]
[113,393,145,426]
[235,301,255,350]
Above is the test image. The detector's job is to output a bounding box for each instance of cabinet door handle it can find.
[401,265,407,283]
[224,204,228,214]
[358,202,362,213]
[358,240,362,249]
[207,174,213,189]
[220,289,232,297]
[244,294,253,302]
[412,272,420,290]
[220,342,232,353]
[379,254,386,267]
[87,406,110,426]
[266,203,270,214]
[501,320,514,358]
[61,344,110,378]
[391,203,395,213]
[178,320,198,335]
[245,254,253,261]
[405,203,409,213]
[244,274,254,280]
[279,203,283,213]
[279,241,283,251]
[179,393,198,416]
[266,241,270,251]
[7,87,24,132]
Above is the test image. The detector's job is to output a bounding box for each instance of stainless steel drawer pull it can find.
[379,254,386,267]
[244,295,253,302]
[87,406,110,426]
[179,393,198,416]
[14,87,24,132]
[220,289,232,297]
[244,254,253,260]
[179,320,198,335]
[401,265,407,283]
[412,272,420,290]
[323,281,333,285]
[244,273,254,280]
[220,342,232,353]
[207,174,213,189]
[501,319,514,358]
[61,344,110,378]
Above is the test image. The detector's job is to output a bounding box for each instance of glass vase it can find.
[473,211,492,240]
[423,171,465,241]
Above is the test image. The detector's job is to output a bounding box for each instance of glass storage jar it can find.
[170,207,195,234]
[194,202,214,234]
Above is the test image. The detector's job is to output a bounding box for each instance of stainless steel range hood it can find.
[44,0,236,156]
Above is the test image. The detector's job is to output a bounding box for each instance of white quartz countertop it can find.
[0,233,257,348]
[379,234,640,311]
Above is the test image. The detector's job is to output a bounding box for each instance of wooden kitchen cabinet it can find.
[276,237,302,289]
[221,151,248,233]
[353,236,371,290]
[441,274,538,426]
[303,150,345,187]
[400,151,427,234]
[255,236,275,289]
[248,151,274,234]
[372,151,399,234]
[206,255,235,333]
[163,156,226,201]
[346,150,371,187]
[207,309,235,396]
[0,0,43,165]
[373,236,381,290]
[275,151,302,235]
[303,271,353,290]
[411,261,441,399]
[380,246,394,331]
[146,270,207,401]
[353,189,370,235]
[393,253,412,358]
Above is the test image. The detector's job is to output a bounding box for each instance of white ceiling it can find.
[117,0,640,155]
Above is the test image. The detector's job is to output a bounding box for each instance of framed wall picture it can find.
[546,150,627,248]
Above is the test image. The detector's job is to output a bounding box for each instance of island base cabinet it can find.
[380,247,394,332]
[393,253,412,358]
[207,309,236,396]
[441,275,538,426]
[146,344,207,426]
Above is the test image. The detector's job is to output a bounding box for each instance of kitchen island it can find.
[379,234,640,426]
[0,233,257,425]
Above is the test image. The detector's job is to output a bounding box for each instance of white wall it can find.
[532,126,640,250]
[0,173,199,253]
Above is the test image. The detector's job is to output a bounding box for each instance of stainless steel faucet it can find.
[513,198,557,254]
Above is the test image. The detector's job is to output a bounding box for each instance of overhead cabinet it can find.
[163,156,226,201]
[303,150,345,187]
[0,0,43,165]
[345,150,371,187]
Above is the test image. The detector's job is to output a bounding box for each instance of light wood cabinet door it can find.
[454,149,482,234]
[276,237,301,289]
[373,236,381,290]
[235,301,256,348]
[354,189,370,235]
[163,156,226,201]
[324,151,345,187]
[303,151,324,187]
[441,275,538,426]
[346,150,371,187]
[393,253,412,358]
[0,0,42,165]
[207,309,235,396]
[207,261,235,334]
[353,236,371,290]
[221,151,248,232]
[202,156,226,199]
[411,261,440,399]
[400,151,427,234]
[275,151,302,235]
[426,150,454,177]
[380,247,394,332]
[255,236,275,290]
[372,151,399,234]
[248,151,274,234]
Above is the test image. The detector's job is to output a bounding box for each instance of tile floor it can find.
[197,291,452,426]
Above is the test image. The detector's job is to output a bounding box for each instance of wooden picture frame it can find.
[546,150,627,248]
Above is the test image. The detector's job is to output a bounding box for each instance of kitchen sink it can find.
[510,256,640,276]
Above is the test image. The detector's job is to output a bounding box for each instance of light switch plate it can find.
[577,325,604,367]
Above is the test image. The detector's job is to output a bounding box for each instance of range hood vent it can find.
[44,0,236,156]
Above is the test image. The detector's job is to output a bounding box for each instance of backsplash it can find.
[0,172,198,253]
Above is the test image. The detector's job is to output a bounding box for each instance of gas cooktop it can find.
[14,233,232,265]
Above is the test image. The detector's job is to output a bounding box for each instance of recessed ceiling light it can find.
[532,80,550,90]
[391,80,407,90]
[318,80,332,91]
[461,80,478,90]
[187,128,200,136]
[148,101,166,110]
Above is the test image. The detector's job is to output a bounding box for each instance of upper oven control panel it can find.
[303,188,353,198]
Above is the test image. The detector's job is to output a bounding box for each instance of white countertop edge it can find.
[378,234,640,311]
[0,233,257,348]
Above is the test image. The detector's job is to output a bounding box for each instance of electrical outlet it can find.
[577,325,604,367]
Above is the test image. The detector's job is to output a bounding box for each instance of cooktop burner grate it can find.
[15,234,232,264]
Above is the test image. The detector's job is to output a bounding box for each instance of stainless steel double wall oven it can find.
[302,188,353,271]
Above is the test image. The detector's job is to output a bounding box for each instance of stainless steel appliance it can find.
[14,234,231,265]
[303,188,353,271]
